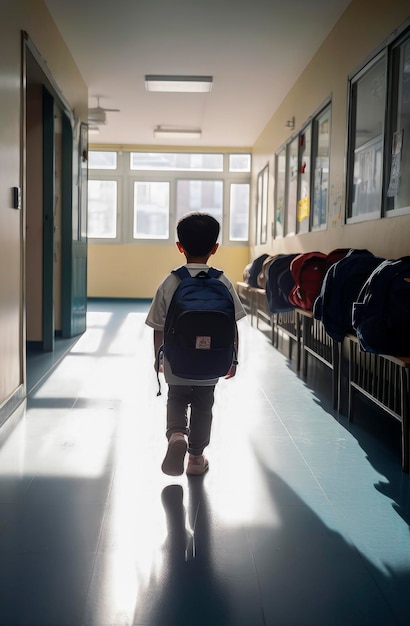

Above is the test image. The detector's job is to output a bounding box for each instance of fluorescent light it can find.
[88,126,100,135]
[154,127,202,140]
[145,75,213,93]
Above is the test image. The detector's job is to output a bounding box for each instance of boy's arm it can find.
[154,330,164,371]
[225,323,239,379]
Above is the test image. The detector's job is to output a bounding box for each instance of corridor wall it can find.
[251,0,410,262]
[0,1,87,421]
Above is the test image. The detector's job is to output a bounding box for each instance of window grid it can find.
[88,151,251,245]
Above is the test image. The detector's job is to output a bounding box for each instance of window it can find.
[133,182,169,239]
[346,22,410,222]
[88,151,117,169]
[88,151,250,244]
[229,154,251,172]
[229,183,250,241]
[256,165,268,245]
[285,137,298,236]
[347,54,387,220]
[274,147,286,238]
[176,180,223,227]
[88,180,117,238]
[311,105,331,230]
[386,32,410,215]
[130,152,223,171]
[273,101,331,239]
[297,126,311,234]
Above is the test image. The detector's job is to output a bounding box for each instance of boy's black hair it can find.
[177,212,220,258]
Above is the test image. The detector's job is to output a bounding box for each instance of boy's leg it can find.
[187,385,215,456]
[162,385,190,476]
[166,385,190,438]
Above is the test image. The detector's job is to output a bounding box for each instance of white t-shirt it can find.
[145,263,247,385]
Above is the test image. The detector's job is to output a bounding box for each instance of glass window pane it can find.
[256,165,268,244]
[256,172,263,244]
[285,137,298,235]
[133,182,169,239]
[229,154,251,172]
[387,35,410,212]
[297,126,311,234]
[349,56,386,218]
[88,151,117,169]
[312,107,330,229]
[261,166,268,244]
[88,180,117,238]
[131,152,223,171]
[230,183,249,241]
[274,148,286,238]
[176,180,223,231]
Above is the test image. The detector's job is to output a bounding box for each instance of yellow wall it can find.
[251,0,410,261]
[88,244,250,298]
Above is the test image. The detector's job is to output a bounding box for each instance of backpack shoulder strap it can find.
[172,266,191,281]
[207,267,223,279]
[172,266,223,280]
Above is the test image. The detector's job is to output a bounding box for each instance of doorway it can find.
[23,35,88,389]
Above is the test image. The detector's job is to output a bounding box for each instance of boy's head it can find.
[177,212,220,259]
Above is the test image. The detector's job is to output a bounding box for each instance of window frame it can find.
[88,150,251,246]
[296,123,312,235]
[255,164,269,245]
[87,176,122,242]
[284,135,299,237]
[132,180,170,240]
[273,99,332,239]
[273,145,286,239]
[346,18,410,224]
[384,27,410,218]
[346,50,387,223]
[311,103,331,231]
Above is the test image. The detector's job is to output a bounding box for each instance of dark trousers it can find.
[166,385,216,455]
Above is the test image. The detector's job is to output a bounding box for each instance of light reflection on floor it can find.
[0,299,409,625]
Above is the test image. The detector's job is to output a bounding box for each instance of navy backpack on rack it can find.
[160,266,237,382]
[352,257,410,355]
[247,254,270,288]
[313,249,384,342]
[265,253,299,313]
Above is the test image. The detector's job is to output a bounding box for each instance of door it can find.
[25,36,88,354]
[41,85,55,352]
[61,116,87,337]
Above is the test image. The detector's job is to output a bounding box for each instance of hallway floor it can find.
[1,299,410,625]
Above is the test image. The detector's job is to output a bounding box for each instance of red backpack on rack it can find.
[289,249,350,311]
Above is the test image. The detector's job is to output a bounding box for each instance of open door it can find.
[24,34,88,356]
[41,86,55,352]
[61,116,87,337]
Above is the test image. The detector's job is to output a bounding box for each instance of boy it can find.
[145,212,246,476]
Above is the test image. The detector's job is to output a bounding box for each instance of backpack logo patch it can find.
[196,336,211,350]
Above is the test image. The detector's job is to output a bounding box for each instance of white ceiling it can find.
[44,0,352,148]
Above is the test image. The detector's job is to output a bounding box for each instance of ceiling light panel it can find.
[145,75,213,93]
[154,127,202,139]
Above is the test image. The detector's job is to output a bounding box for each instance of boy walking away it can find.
[145,212,246,476]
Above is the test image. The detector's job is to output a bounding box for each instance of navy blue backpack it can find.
[160,266,237,384]
[247,254,270,288]
[352,257,410,355]
[265,253,299,313]
[313,249,384,342]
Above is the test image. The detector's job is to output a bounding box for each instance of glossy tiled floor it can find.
[2,299,410,625]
